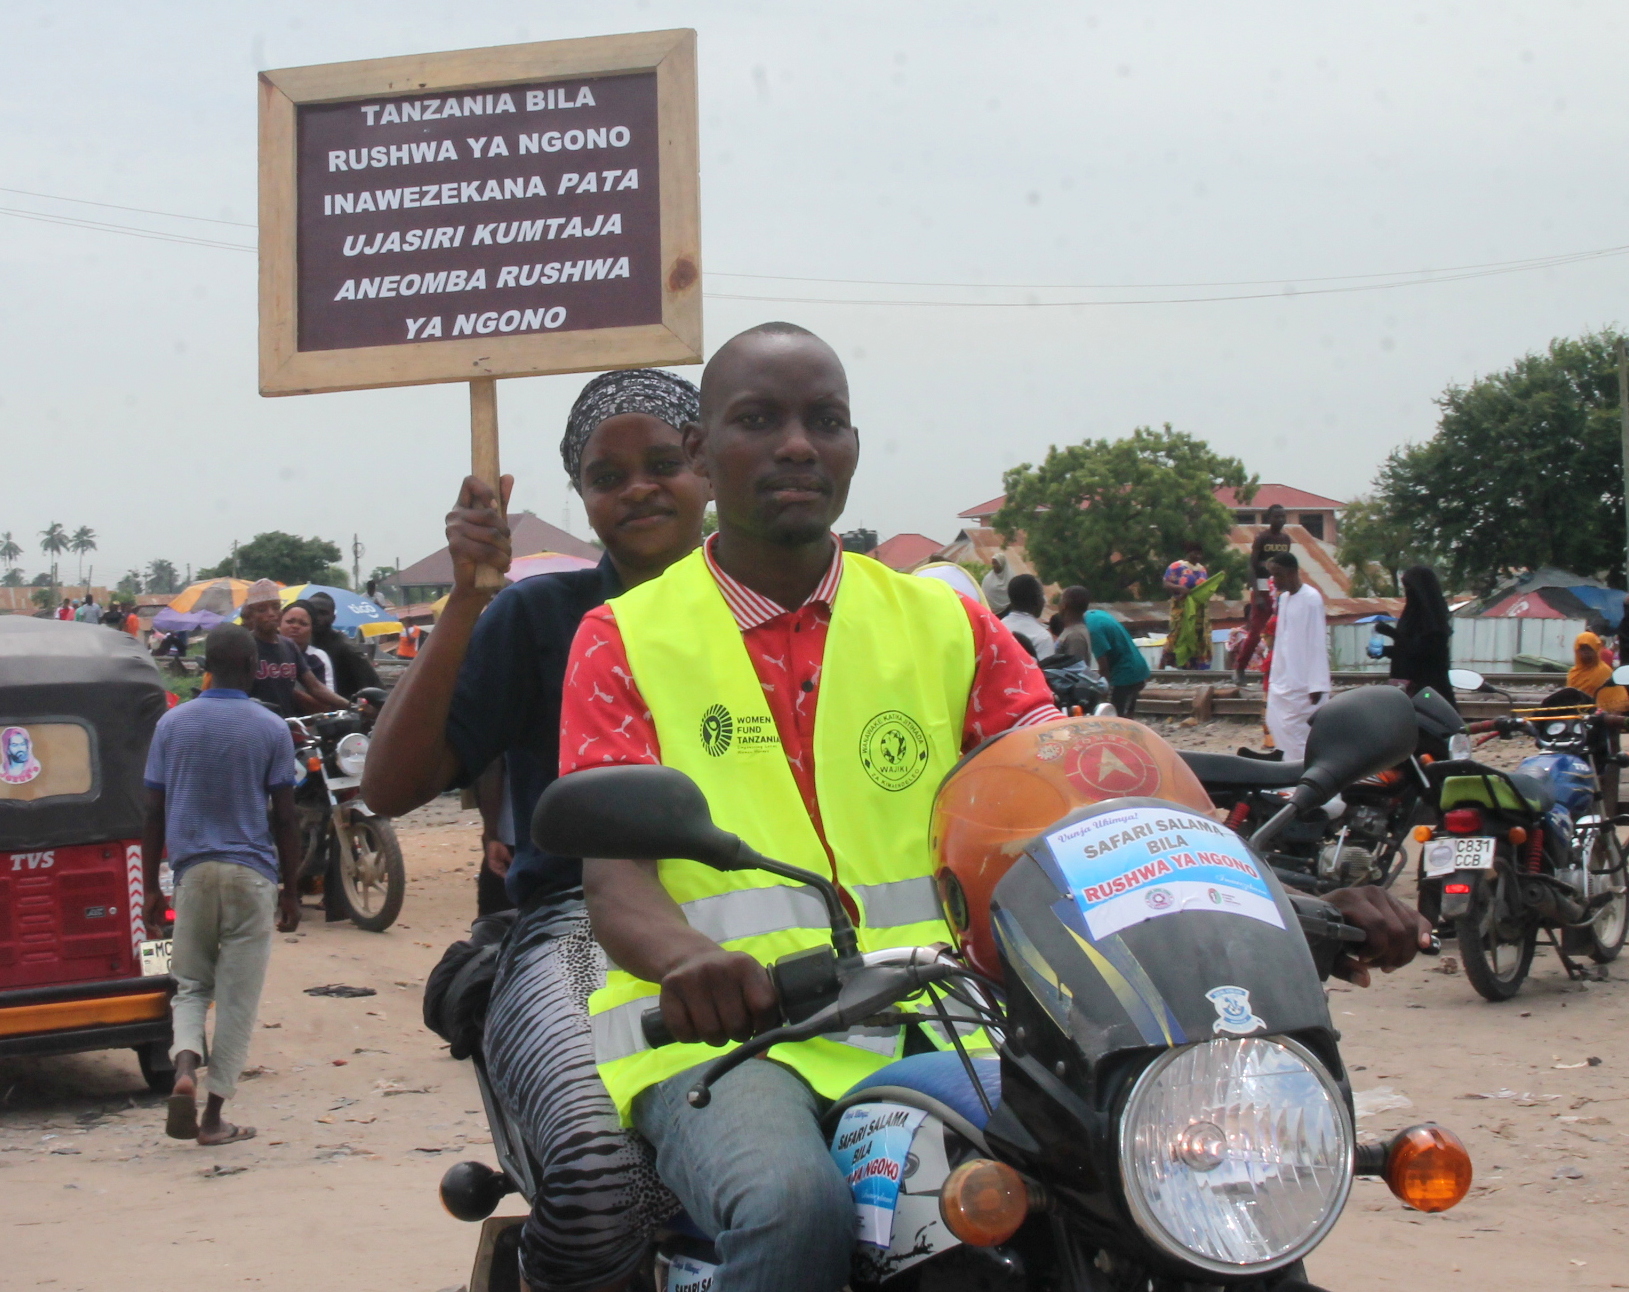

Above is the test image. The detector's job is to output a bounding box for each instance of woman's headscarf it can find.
[1397,565,1451,639]
[559,368,700,490]
[1569,631,1613,696]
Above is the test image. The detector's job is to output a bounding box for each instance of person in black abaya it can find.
[1374,565,1454,705]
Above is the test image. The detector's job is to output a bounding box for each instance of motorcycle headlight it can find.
[1119,1036,1352,1277]
[334,732,370,777]
[1448,733,1471,761]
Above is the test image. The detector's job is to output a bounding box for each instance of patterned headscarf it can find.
[560,368,700,491]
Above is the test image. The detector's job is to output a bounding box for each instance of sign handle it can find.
[470,377,505,591]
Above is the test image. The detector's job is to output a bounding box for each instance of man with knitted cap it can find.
[240,579,346,717]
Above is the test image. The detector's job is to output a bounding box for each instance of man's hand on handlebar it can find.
[1322,886,1433,987]
[659,948,779,1047]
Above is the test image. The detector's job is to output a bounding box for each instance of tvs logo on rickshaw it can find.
[1065,736,1159,799]
[1,727,41,785]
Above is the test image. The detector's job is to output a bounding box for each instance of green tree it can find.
[31,586,54,610]
[1334,496,1432,597]
[1,568,23,587]
[30,572,52,586]
[117,570,143,596]
[38,522,68,586]
[69,525,97,582]
[368,565,398,587]
[197,532,341,584]
[992,423,1256,601]
[0,531,21,570]
[321,565,352,589]
[1376,329,1627,594]
[145,559,179,594]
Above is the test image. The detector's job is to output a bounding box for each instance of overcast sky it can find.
[3,2,1626,586]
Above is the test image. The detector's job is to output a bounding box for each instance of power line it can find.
[0,185,256,227]
[707,245,1629,291]
[0,206,254,252]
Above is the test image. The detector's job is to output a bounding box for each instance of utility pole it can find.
[1619,339,1629,582]
[352,533,364,592]
[231,540,239,580]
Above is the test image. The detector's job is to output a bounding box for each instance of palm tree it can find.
[145,559,178,594]
[0,531,21,570]
[69,526,97,583]
[39,523,68,589]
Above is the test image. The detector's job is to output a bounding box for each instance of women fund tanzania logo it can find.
[700,704,734,757]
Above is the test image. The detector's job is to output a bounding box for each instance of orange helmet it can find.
[931,716,1214,979]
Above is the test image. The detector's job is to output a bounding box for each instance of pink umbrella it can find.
[505,550,598,582]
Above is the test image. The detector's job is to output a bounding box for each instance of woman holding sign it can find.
[366,368,706,1292]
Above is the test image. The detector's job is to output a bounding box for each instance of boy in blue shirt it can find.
[143,625,301,1146]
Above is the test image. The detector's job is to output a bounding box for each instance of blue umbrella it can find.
[275,585,401,638]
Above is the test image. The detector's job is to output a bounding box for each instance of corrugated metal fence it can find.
[1328,618,1586,674]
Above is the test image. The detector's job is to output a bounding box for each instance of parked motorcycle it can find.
[286,687,404,931]
[1415,668,1629,1001]
[439,687,1469,1292]
[1181,685,1469,894]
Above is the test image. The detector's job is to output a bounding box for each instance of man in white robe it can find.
[1265,553,1330,760]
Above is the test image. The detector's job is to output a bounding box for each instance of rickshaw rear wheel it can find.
[136,1042,175,1095]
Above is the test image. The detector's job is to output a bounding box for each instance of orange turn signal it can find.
[939,1158,1030,1246]
[307,756,323,771]
[1411,825,1433,844]
[1384,1123,1472,1213]
[1508,827,1527,846]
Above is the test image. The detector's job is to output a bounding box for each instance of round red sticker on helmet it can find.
[1065,736,1161,798]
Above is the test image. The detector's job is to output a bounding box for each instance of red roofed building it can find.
[393,511,601,604]
[869,533,945,571]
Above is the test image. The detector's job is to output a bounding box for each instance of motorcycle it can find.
[1181,685,1469,894]
[286,687,405,931]
[439,687,1470,1292]
[1415,668,1629,1001]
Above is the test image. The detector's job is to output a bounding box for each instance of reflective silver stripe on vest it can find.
[851,876,942,928]
[591,997,902,1065]
[679,885,831,943]
[592,996,656,1066]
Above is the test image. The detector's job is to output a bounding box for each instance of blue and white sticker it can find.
[1206,985,1266,1035]
[1046,806,1285,941]
[830,1103,929,1248]
[666,1253,718,1292]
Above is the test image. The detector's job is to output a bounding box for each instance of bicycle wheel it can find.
[1456,868,1536,1002]
[1585,823,1628,963]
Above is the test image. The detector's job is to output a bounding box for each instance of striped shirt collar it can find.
[702,532,844,631]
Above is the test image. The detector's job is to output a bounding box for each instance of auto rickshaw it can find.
[0,616,175,1091]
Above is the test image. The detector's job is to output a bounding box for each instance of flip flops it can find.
[197,1123,256,1146]
[165,1092,199,1140]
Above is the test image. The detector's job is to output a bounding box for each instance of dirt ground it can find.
[4,731,1627,1291]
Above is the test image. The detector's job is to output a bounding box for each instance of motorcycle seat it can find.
[843,1052,1002,1130]
[1180,750,1306,789]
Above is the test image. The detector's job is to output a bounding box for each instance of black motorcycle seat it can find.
[1507,772,1555,815]
[843,1052,1002,1130]
[1180,750,1306,789]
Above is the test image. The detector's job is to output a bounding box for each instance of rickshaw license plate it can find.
[1424,837,1495,876]
[139,939,172,977]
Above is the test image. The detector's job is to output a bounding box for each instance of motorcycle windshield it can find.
[990,796,1333,1062]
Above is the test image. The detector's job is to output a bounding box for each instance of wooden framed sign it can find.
[257,29,700,397]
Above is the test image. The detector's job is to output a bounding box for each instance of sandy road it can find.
[3,733,1627,1291]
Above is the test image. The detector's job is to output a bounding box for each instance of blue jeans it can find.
[634,1058,853,1292]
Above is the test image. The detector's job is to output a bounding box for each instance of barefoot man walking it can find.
[143,624,302,1145]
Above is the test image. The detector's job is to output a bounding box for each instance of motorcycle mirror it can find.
[1093,702,1118,717]
[1298,685,1418,808]
[533,765,743,869]
[1447,668,1487,692]
[1613,665,1629,687]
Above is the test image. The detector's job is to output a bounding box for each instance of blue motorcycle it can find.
[1417,670,1629,1001]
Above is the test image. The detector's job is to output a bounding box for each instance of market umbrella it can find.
[152,606,224,634]
[167,578,258,616]
[276,584,402,638]
[506,550,598,581]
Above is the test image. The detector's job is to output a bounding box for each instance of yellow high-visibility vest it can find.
[588,549,976,1119]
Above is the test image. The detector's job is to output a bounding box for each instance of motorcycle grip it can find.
[641,1006,677,1049]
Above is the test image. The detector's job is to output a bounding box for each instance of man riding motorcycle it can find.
[563,322,1433,1292]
